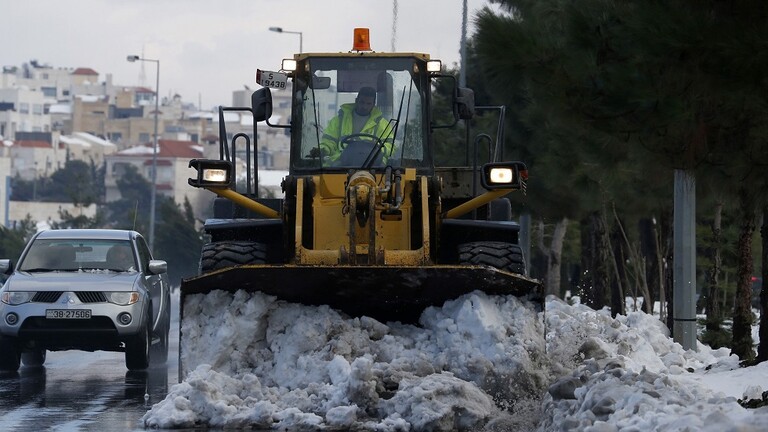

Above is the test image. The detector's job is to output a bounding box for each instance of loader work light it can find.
[427,60,442,72]
[480,162,528,190]
[281,59,297,71]
[489,167,513,184]
[188,159,233,188]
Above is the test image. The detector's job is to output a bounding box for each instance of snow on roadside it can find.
[142,291,768,431]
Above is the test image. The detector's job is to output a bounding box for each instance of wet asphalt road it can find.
[0,308,180,431]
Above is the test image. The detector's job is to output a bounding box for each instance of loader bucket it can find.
[179,265,543,325]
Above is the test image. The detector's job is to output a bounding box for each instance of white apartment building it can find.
[0,87,51,138]
[1,155,9,227]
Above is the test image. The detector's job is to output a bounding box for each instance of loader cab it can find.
[286,54,437,174]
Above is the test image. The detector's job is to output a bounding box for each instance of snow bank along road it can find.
[143,290,768,431]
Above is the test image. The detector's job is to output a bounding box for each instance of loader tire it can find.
[199,241,268,274]
[458,241,525,275]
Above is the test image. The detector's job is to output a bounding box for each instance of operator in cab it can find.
[315,86,395,165]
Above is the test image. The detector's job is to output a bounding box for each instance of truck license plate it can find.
[45,309,92,319]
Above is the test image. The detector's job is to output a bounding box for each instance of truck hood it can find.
[4,271,141,292]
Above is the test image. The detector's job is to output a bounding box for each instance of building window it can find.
[33,104,43,115]
[41,87,57,98]
[139,133,150,143]
[112,162,130,176]
[19,103,29,114]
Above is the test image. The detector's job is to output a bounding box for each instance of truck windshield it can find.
[294,57,429,170]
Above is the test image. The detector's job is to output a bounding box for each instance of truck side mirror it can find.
[456,87,475,120]
[251,88,273,122]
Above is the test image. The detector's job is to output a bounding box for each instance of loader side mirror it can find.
[310,76,331,89]
[456,87,475,120]
[252,87,273,122]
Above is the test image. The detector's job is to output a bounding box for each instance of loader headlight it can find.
[203,169,228,182]
[489,167,513,184]
[481,162,528,190]
[188,159,233,188]
[1,291,34,305]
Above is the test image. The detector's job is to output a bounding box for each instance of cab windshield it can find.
[292,56,430,171]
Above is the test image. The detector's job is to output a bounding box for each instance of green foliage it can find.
[10,160,202,287]
[101,164,202,286]
[152,197,203,286]
[700,317,732,350]
[473,0,768,332]
[11,160,104,204]
[0,216,37,261]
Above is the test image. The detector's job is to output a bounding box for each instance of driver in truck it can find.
[314,86,394,164]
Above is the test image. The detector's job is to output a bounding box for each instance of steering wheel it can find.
[338,133,386,168]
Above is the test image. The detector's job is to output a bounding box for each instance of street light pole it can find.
[268,26,303,53]
[127,55,159,252]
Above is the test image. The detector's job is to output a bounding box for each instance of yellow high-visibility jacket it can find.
[320,103,394,162]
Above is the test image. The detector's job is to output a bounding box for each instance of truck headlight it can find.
[1,291,34,305]
[107,292,140,306]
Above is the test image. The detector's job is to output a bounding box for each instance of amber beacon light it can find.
[352,28,371,51]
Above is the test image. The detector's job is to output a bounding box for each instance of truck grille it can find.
[76,292,107,303]
[32,292,63,303]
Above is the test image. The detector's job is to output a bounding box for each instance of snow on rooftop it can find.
[118,144,154,155]
[59,135,91,148]
[72,132,117,148]
[48,104,71,114]
[75,95,101,103]
[142,292,768,430]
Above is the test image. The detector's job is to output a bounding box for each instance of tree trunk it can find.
[579,216,595,305]
[732,189,756,363]
[544,218,568,297]
[660,209,674,333]
[609,219,626,317]
[705,202,723,331]
[757,209,768,363]
[579,210,612,310]
[640,217,666,320]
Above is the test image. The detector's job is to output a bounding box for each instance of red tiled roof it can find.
[16,140,51,148]
[72,67,98,76]
[154,140,203,158]
[143,159,172,166]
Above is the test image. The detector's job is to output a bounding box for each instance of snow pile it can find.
[541,300,768,431]
[142,291,768,431]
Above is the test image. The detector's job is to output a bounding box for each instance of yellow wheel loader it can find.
[183,29,542,359]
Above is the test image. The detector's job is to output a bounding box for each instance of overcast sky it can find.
[2,0,498,109]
